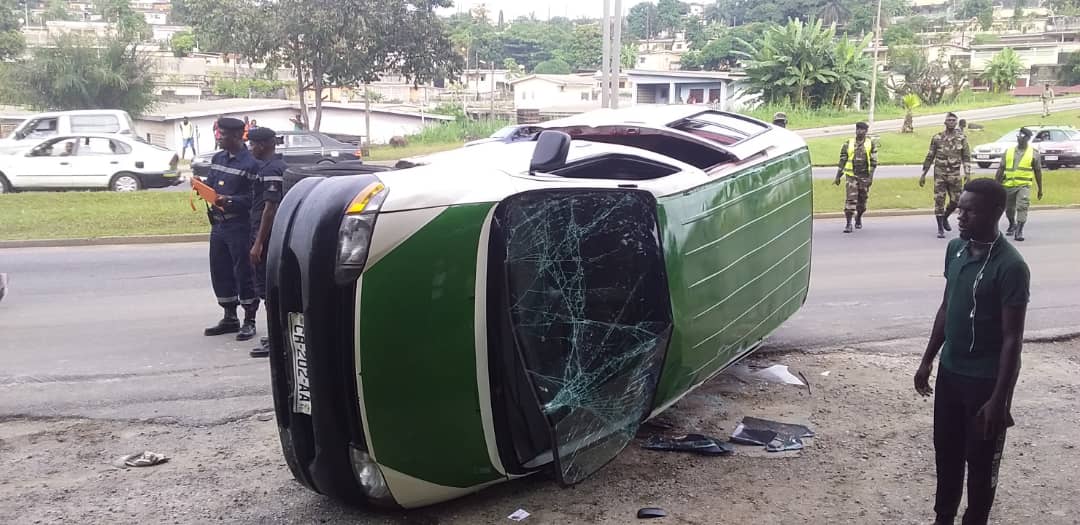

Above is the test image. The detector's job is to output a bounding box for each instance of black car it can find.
[191,131,363,178]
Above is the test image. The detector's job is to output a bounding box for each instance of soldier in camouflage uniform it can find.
[834,121,878,233]
[920,112,971,239]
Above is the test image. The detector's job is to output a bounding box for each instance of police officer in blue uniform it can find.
[203,117,261,341]
[246,126,286,358]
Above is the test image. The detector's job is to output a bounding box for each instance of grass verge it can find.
[2,173,1077,241]
[365,142,463,162]
[812,172,1080,213]
[806,109,1080,166]
[746,92,1026,130]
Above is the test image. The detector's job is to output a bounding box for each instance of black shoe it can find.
[854,215,863,229]
[1015,223,1025,242]
[941,216,952,232]
[237,320,257,341]
[936,216,946,239]
[843,222,853,233]
[204,318,240,336]
[1006,222,1016,236]
[249,345,270,358]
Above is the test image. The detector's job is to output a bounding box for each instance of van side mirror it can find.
[530,130,571,173]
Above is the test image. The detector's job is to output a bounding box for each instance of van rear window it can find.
[670,112,769,146]
[70,115,121,133]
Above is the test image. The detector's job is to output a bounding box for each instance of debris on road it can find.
[731,417,815,453]
[118,451,169,468]
[637,507,668,519]
[642,433,734,456]
[766,435,805,453]
[507,509,530,521]
[731,364,805,386]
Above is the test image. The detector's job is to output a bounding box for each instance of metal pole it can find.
[490,59,496,120]
[868,0,883,127]
[364,83,372,152]
[601,0,612,108]
[611,0,623,109]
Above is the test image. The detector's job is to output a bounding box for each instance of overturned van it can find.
[265,106,814,508]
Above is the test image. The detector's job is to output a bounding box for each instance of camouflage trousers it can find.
[1005,185,1031,224]
[844,175,871,213]
[934,175,963,216]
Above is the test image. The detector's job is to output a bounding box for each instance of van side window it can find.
[24,118,59,138]
[70,115,121,134]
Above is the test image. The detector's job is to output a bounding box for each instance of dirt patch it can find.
[2,342,1078,524]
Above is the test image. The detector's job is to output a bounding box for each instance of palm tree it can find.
[901,93,921,133]
[981,48,1024,93]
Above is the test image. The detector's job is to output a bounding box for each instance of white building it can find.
[135,98,454,153]
[511,75,597,111]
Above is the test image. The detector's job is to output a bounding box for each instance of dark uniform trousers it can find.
[933,367,1011,525]
[210,218,256,309]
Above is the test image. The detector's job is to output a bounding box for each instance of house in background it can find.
[510,70,747,113]
[135,98,453,153]
[511,74,598,112]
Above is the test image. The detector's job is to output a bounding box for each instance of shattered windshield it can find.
[495,189,673,484]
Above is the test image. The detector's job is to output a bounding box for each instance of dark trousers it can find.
[210,221,256,309]
[934,367,1011,525]
[250,222,267,300]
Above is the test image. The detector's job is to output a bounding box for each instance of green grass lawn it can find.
[365,142,463,162]
[2,172,1076,241]
[806,109,1080,167]
[745,92,1030,130]
[812,172,1080,213]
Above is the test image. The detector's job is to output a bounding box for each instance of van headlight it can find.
[349,447,395,507]
[335,181,387,285]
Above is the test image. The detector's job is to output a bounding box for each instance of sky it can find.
[437,0,673,21]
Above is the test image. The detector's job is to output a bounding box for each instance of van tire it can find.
[0,173,11,193]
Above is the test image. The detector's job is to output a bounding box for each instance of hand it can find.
[919,175,927,188]
[974,398,1008,440]
[914,361,933,396]
[214,195,227,208]
[834,176,842,186]
[250,243,263,266]
[1038,189,1044,200]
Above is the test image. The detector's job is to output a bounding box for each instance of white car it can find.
[0,134,181,193]
[971,125,1079,169]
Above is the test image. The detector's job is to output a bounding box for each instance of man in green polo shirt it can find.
[994,127,1044,242]
[914,178,1030,525]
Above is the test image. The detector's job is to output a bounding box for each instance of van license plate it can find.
[1044,155,1059,161]
[289,313,312,415]
[976,154,990,160]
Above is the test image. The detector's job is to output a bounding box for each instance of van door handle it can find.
[59,162,69,165]
[110,161,119,164]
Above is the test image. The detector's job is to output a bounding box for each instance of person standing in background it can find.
[179,117,197,159]
[1041,83,1054,117]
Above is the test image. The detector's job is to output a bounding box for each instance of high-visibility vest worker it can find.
[844,139,873,178]
[1002,146,1035,188]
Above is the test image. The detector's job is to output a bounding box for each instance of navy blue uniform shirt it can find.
[252,156,286,226]
[205,148,260,224]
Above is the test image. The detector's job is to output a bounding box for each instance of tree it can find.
[982,48,1024,93]
[657,0,689,36]
[0,0,25,61]
[42,0,73,22]
[0,34,155,115]
[681,32,740,70]
[622,43,638,69]
[98,0,152,42]
[534,58,571,74]
[171,30,195,57]
[901,93,920,133]
[883,23,917,46]
[887,46,948,105]
[946,59,970,99]
[627,2,660,40]
[556,23,602,71]
[738,19,871,109]
[503,57,524,79]
[1061,52,1080,85]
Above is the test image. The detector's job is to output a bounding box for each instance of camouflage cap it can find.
[773,111,788,121]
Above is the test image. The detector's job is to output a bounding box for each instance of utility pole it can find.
[490,59,496,120]
[868,0,883,127]
[601,0,612,108]
[611,0,623,108]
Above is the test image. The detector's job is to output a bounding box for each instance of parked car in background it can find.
[971,125,1080,169]
[0,134,180,193]
[0,110,136,154]
[464,124,543,147]
[191,131,363,179]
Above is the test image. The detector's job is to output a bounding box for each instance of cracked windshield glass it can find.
[1,0,1078,522]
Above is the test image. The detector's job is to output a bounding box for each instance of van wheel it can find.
[316,159,335,165]
[977,162,990,169]
[0,173,11,194]
[110,173,141,192]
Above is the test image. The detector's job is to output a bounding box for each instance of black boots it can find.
[941,206,954,232]
[936,216,946,239]
[855,211,864,229]
[1006,221,1016,236]
[1014,222,1026,242]
[237,303,258,341]
[844,212,854,233]
[250,337,270,358]
[205,304,240,336]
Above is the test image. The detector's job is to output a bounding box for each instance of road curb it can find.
[2,205,1077,249]
[764,326,1080,354]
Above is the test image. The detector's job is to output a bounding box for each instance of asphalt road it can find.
[1,211,1078,425]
